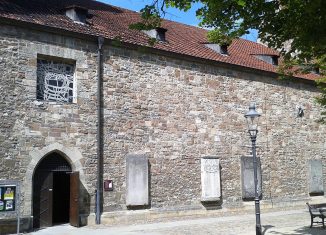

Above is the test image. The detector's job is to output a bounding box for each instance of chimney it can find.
[64,5,88,24]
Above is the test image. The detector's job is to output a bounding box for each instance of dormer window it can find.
[205,43,229,55]
[64,5,88,24]
[312,67,320,75]
[254,55,279,66]
[142,27,167,42]
[220,44,228,55]
[272,56,279,66]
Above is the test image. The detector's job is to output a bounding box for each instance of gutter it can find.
[96,36,104,225]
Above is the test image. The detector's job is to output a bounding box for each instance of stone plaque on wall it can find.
[126,154,149,206]
[241,156,262,200]
[308,160,324,195]
[201,157,221,202]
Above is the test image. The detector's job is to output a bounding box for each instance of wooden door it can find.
[33,171,53,228]
[69,172,80,227]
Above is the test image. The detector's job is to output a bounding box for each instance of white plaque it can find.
[308,160,324,195]
[126,154,149,206]
[201,157,221,202]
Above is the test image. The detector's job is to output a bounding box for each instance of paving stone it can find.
[25,209,326,235]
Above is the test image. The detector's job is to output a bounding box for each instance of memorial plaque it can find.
[241,156,262,200]
[201,157,221,202]
[308,160,324,195]
[126,154,149,206]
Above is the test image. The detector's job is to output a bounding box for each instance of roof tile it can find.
[0,0,319,81]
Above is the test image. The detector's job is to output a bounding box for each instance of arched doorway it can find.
[32,152,79,228]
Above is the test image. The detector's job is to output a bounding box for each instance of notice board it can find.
[0,180,20,234]
[0,185,16,212]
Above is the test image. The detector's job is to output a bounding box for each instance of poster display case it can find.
[0,180,20,235]
[0,185,16,212]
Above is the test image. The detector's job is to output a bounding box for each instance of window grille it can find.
[37,59,75,103]
[36,152,72,172]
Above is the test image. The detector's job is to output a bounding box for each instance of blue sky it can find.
[100,0,202,26]
[99,0,258,42]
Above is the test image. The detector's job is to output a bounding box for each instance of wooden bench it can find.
[306,202,326,228]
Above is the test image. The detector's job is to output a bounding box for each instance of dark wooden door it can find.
[69,172,80,227]
[33,171,53,228]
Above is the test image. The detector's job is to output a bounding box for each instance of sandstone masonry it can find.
[0,24,325,230]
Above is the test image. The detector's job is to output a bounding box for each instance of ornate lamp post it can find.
[244,103,262,235]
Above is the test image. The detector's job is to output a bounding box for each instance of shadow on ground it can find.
[262,225,274,234]
[266,225,325,235]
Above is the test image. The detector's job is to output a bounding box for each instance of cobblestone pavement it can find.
[27,209,326,235]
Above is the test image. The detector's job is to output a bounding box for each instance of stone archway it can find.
[23,143,86,216]
[33,152,72,228]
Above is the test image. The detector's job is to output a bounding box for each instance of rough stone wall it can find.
[0,24,325,221]
[0,25,99,217]
[101,47,326,210]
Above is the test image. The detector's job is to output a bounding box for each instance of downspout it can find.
[96,36,104,225]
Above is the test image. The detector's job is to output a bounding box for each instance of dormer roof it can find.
[64,5,88,24]
[0,0,319,81]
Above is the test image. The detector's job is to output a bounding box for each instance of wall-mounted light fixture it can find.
[297,106,304,117]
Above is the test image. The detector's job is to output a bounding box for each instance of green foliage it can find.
[147,37,157,46]
[129,5,161,30]
[207,29,238,45]
[316,73,326,124]
[111,36,123,47]
[165,0,194,11]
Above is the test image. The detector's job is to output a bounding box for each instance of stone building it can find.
[0,0,325,233]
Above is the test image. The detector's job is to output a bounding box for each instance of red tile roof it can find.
[0,0,319,81]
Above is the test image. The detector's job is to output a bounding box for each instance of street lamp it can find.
[244,103,262,235]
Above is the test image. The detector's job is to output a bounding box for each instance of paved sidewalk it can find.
[26,209,326,235]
